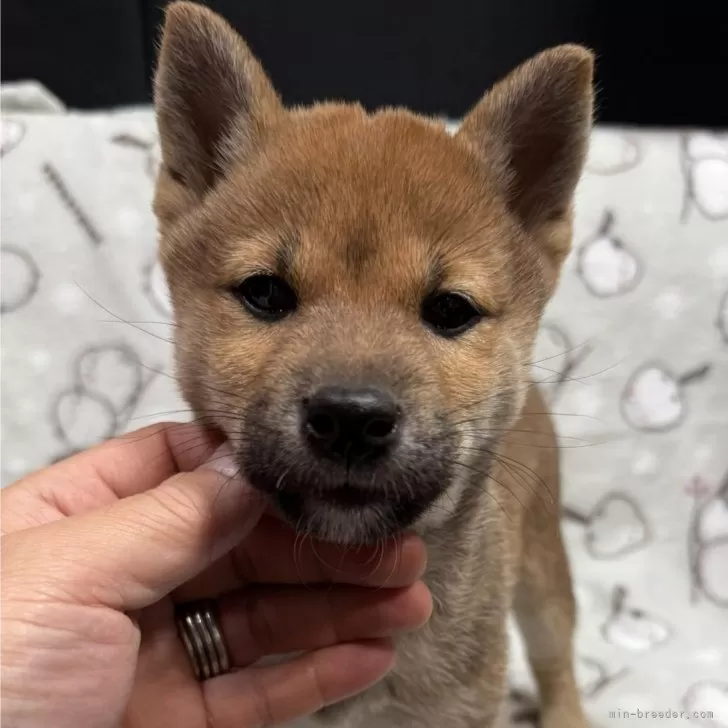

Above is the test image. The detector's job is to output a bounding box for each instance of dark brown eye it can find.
[421,292,484,337]
[232,274,297,321]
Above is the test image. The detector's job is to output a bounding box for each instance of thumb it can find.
[5,445,265,611]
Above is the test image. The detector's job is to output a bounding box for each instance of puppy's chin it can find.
[267,489,436,545]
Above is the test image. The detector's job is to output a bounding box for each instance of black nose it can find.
[302,386,400,462]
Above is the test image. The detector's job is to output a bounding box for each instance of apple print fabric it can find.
[576,210,643,298]
[2,83,727,728]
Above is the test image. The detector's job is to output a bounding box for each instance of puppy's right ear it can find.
[154,2,282,218]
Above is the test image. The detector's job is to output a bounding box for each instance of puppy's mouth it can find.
[243,467,446,545]
[303,482,391,508]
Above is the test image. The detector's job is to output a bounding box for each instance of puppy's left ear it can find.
[458,45,594,280]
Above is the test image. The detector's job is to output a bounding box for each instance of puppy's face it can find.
[154,3,593,544]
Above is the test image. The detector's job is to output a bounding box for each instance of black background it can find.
[2,0,727,127]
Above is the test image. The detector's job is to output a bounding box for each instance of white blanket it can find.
[2,82,727,728]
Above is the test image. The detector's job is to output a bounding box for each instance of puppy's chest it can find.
[291,681,512,728]
[294,543,510,728]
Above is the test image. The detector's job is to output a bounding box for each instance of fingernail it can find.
[199,442,240,479]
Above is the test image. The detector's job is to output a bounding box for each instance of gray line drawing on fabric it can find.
[682,681,728,727]
[718,290,728,344]
[601,585,672,652]
[531,322,593,404]
[142,257,173,319]
[576,211,642,298]
[43,162,104,245]
[111,132,161,181]
[75,343,147,416]
[563,492,650,559]
[687,473,728,609]
[1,118,26,156]
[585,131,642,175]
[620,361,711,432]
[52,388,118,453]
[50,342,159,458]
[680,133,728,222]
[1,245,41,314]
[576,656,629,699]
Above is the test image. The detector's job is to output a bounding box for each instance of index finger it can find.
[4,422,222,527]
[90,421,224,495]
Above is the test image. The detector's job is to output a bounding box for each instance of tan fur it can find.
[153,4,594,726]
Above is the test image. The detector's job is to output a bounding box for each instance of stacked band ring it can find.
[176,599,231,681]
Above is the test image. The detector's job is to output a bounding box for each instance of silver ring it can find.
[176,599,231,681]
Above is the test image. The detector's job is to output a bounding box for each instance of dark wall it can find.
[2,0,149,110]
[3,0,727,127]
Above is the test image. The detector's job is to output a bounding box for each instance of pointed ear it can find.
[153,2,282,212]
[458,45,594,272]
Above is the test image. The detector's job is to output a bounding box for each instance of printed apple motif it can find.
[575,656,606,696]
[531,323,570,398]
[698,538,728,607]
[52,342,160,457]
[75,344,145,416]
[687,475,728,608]
[575,656,628,698]
[682,682,728,727]
[601,586,671,652]
[681,133,728,221]
[687,134,728,161]
[692,159,728,220]
[1,118,26,156]
[1,246,41,314]
[52,388,118,450]
[698,481,728,543]
[143,258,173,319]
[718,290,728,344]
[620,361,710,432]
[531,323,593,404]
[576,211,642,297]
[563,492,650,559]
[111,131,160,180]
[585,130,641,175]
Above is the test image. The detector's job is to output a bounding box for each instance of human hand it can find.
[1,422,431,728]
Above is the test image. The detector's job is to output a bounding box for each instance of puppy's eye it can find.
[231,274,297,321]
[421,292,483,337]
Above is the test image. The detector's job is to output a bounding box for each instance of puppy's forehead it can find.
[213,107,514,296]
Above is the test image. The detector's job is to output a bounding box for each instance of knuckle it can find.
[139,475,207,538]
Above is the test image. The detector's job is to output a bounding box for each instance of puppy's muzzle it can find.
[240,377,452,542]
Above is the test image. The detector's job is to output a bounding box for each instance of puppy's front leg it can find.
[513,494,589,728]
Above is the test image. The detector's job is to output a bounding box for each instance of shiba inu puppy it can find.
[153,4,594,726]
